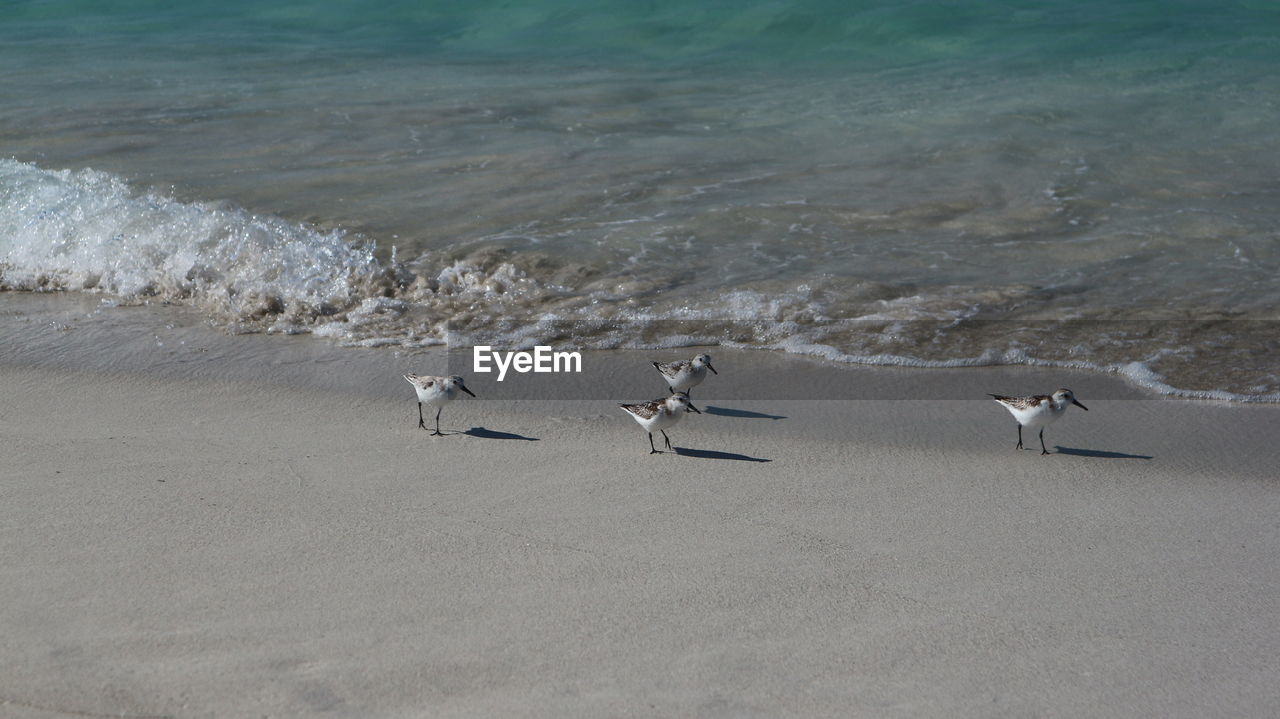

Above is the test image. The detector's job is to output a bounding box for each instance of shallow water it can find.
[3,1,1278,399]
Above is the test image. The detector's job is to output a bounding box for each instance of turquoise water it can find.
[8,1,1275,67]
[3,1,1279,398]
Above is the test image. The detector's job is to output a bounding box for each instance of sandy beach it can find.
[4,329,1280,718]
[6,2,1280,715]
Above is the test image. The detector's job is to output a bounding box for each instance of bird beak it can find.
[687,403,701,414]
[1073,399,1088,411]
[461,385,476,397]
[707,363,718,375]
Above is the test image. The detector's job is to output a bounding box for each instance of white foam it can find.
[0,159,385,321]
[1113,361,1280,403]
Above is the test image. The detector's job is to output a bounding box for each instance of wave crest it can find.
[1,159,390,322]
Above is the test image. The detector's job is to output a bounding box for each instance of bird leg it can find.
[418,402,427,430]
[1039,428,1049,455]
[1016,424,1024,450]
[648,432,659,454]
[661,430,672,450]
[431,407,444,436]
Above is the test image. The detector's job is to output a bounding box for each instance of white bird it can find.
[989,388,1088,455]
[619,392,701,454]
[404,374,476,436]
[652,353,717,397]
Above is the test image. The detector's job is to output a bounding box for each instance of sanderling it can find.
[989,388,1088,455]
[404,374,476,436]
[619,391,701,454]
[652,353,717,396]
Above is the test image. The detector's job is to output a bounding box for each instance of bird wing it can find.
[619,400,661,419]
[988,394,1047,410]
[652,360,688,378]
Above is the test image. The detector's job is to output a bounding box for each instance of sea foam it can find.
[0,159,388,322]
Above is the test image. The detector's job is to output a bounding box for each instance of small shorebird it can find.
[404,374,475,436]
[989,388,1088,455]
[620,392,700,454]
[652,353,717,396]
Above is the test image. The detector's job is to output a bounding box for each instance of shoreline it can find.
[3,290,1265,406]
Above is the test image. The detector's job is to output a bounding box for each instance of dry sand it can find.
[3,337,1280,718]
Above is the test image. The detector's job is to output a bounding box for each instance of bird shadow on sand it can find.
[673,447,771,462]
[463,427,540,441]
[1054,446,1152,460]
[702,406,787,420]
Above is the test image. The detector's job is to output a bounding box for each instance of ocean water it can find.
[3,1,1278,399]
